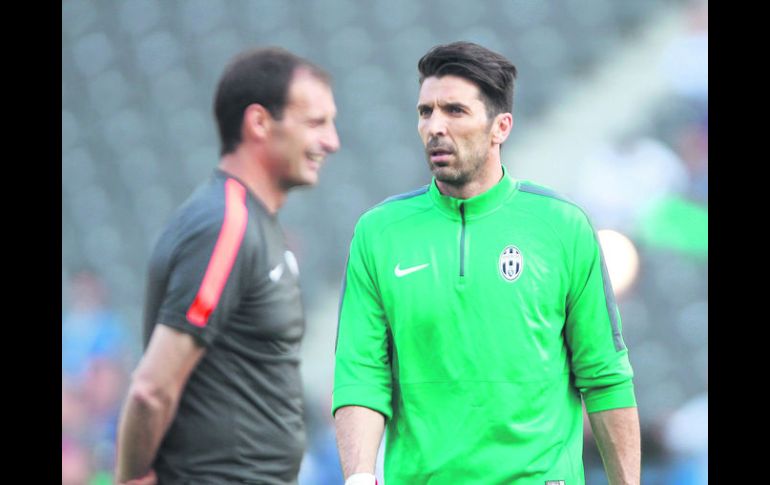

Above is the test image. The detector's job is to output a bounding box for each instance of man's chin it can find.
[283,173,319,190]
[430,164,450,176]
[431,166,464,186]
[295,178,318,188]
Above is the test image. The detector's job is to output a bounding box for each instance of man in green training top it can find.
[332,41,641,485]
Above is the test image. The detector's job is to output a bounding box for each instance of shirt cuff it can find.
[332,384,392,421]
[583,380,637,413]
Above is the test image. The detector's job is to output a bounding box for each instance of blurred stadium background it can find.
[62,0,707,483]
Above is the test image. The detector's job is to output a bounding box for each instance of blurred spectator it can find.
[62,377,88,440]
[62,437,92,485]
[62,269,134,384]
[299,425,345,485]
[299,390,345,485]
[674,122,708,205]
[84,358,130,474]
[575,135,689,233]
[83,358,128,420]
[662,392,708,484]
[660,0,708,105]
[62,269,137,483]
[633,121,707,260]
[635,192,707,259]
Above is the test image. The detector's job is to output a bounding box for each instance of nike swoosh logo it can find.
[269,264,284,282]
[394,263,430,277]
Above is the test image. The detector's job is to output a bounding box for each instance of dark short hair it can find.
[214,47,331,155]
[418,41,517,119]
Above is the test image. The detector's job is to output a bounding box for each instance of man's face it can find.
[266,69,340,189]
[417,75,494,188]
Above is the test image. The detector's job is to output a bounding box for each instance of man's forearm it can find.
[115,384,177,481]
[115,325,205,482]
[334,405,386,478]
[588,406,641,485]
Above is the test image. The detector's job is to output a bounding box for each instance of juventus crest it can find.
[499,245,523,282]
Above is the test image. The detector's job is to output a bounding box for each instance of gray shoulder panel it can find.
[378,185,430,206]
[360,185,430,216]
[519,181,625,351]
[518,181,578,206]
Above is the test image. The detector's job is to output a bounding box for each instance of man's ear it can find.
[491,112,513,145]
[242,103,273,141]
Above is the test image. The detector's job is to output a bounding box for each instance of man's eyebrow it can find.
[442,101,469,110]
[416,101,470,110]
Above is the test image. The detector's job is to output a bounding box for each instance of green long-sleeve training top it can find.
[333,167,636,484]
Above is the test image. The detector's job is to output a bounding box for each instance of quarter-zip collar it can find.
[428,164,519,221]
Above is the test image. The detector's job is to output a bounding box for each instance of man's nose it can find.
[425,112,447,138]
[322,124,340,154]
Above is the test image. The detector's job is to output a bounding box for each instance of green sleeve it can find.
[332,219,393,420]
[564,213,637,413]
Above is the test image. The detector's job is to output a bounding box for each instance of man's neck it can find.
[218,148,286,214]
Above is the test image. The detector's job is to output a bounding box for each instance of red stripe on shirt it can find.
[186,178,248,327]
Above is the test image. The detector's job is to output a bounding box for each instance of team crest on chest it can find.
[499,245,523,282]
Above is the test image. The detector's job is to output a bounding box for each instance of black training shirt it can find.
[142,169,306,484]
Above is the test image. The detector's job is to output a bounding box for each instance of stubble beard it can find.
[429,148,487,188]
